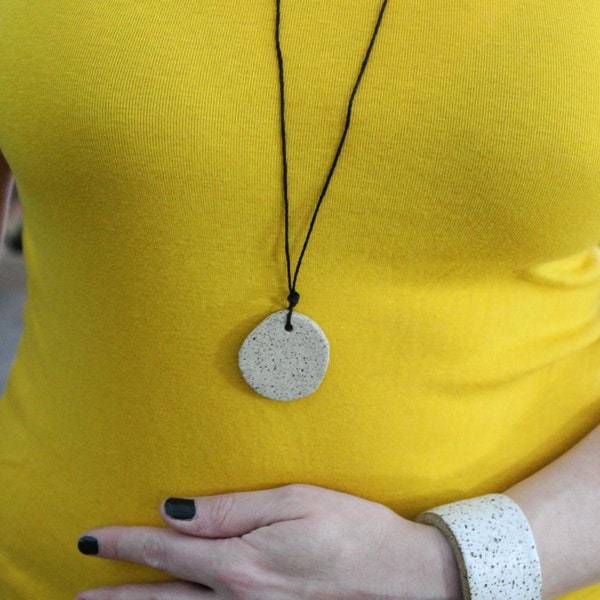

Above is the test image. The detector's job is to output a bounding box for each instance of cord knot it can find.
[287,290,300,308]
[285,290,300,331]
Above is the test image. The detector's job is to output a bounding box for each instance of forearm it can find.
[505,423,600,598]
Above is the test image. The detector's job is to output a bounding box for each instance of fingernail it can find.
[77,536,99,556]
[164,497,196,520]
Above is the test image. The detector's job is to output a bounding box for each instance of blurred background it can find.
[0,185,26,394]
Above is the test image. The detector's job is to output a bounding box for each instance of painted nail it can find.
[164,498,196,520]
[78,536,99,556]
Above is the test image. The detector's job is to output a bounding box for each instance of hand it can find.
[75,484,460,600]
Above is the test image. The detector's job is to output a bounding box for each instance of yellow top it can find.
[1,1,600,597]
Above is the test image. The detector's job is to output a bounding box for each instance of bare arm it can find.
[506,422,600,598]
[0,150,14,249]
[73,425,600,600]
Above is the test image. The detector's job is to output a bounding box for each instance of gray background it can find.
[0,249,26,394]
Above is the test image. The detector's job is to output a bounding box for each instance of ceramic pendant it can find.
[238,310,330,401]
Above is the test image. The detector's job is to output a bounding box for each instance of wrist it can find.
[416,521,462,600]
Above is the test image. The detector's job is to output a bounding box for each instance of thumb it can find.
[160,484,311,538]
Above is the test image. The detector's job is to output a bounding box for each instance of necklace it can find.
[238,0,389,401]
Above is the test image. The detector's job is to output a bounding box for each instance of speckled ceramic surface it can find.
[417,494,542,600]
[239,310,330,401]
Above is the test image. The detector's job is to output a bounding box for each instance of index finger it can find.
[78,526,225,588]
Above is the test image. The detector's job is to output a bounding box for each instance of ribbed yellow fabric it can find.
[1,1,600,597]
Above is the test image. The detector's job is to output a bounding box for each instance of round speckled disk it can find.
[238,310,330,401]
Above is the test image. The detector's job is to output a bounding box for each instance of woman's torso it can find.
[0,1,599,597]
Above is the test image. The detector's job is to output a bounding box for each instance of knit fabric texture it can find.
[0,1,599,597]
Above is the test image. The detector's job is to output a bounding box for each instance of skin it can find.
[0,152,598,598]
[506,424,600,598]
[0,151,12,248]
[77,485,462,600]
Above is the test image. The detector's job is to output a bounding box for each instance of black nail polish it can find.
[78,536,99,556]
[164,498,196,520]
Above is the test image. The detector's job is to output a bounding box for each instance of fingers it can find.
[78,526,226,587]
[77,486,322,597]
[75,580,212,600]
[161,484,311,538]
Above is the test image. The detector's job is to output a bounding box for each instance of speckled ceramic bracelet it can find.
[416,494,542,600]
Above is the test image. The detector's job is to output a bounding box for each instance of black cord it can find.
[275,0,389,331]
